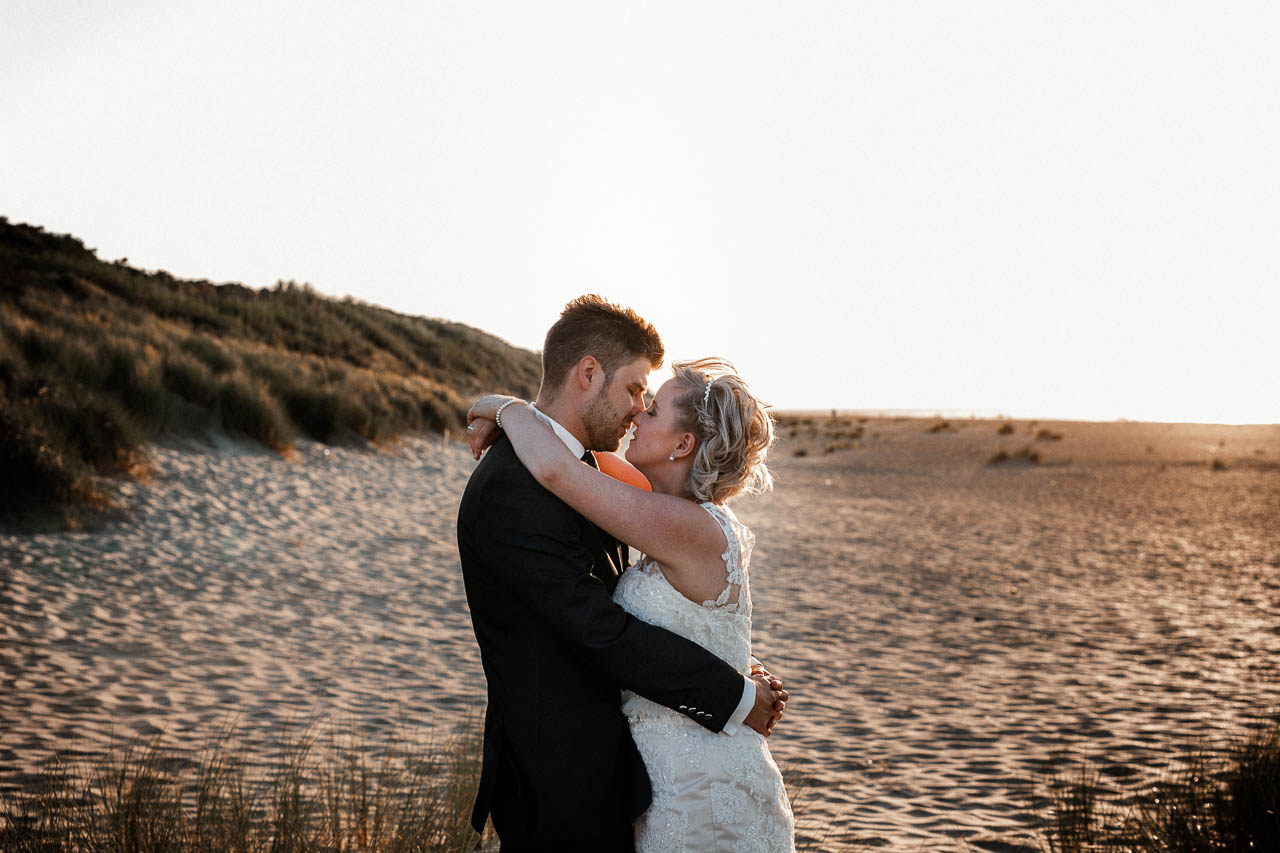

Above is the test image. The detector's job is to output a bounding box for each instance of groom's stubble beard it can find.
[581,382,630,453]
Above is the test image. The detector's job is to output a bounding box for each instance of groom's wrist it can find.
[721,676,755,735]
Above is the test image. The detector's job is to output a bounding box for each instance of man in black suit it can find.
[457,295,787,852]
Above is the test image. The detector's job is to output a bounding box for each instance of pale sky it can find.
[4,1,1277,423]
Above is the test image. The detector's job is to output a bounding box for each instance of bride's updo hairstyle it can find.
[671,358,775,504]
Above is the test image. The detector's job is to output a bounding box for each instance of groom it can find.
[456,295,787,852]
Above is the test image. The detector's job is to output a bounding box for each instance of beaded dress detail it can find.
[613,502,795,852]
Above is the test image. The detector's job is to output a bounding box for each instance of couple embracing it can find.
[457,295,795,852]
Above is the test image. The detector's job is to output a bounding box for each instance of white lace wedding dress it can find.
[613,501,796,852]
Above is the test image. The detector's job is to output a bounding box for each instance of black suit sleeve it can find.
[470,465,747,732]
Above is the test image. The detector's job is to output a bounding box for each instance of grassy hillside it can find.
[0,217,541,526]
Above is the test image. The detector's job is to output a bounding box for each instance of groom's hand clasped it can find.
[745,670,788,738]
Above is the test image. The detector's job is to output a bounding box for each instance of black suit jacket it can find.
[457,434,748,842]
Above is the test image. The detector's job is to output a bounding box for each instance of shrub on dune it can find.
[45,392,145,474]
[420,390,462,434]
[53,336,104,388]
[388,389,425,432]
[181,334,239,374]
[0,400,78,518]
[162,352,218,407]
[215,373,295,451]
[277,383,368,444]
[101,343,170,425]
[16,322,70,367]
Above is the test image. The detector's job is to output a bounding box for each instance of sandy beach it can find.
[3,417,1278,850]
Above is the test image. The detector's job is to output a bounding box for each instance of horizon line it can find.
[769,408,1278,427]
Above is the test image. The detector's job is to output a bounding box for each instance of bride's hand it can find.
[744,670,789,738]
[465,395,520,460]
[467,394,519,424]
[466,417,497,459]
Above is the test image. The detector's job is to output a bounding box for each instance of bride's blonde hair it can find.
[671,358,775,504]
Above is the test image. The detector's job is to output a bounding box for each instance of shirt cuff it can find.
[721,676,756,735]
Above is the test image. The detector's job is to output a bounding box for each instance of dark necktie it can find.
[577,450,628,583]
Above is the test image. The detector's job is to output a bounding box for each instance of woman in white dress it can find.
[467,357,795,853]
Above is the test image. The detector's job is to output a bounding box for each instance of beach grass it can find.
[1041,722,1280,852]
[0,217,541,525]
[4,718,1277,852]
[0,719,488,853]
[0,724,844,852]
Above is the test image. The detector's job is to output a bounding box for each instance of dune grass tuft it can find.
[214,372,297,452]
[0,398,82,515]
[1041,722,1280,852]
[0,719,488,853]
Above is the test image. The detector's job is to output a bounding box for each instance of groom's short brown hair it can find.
[540,295,664,399]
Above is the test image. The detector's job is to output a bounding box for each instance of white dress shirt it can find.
[528,405,756,735]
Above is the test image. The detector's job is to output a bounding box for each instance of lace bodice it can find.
[612,502,796,852]
[614,502,755,710]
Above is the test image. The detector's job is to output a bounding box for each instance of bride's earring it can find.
[668,452,676,461]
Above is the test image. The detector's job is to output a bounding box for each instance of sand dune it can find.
[2,418,1278,850]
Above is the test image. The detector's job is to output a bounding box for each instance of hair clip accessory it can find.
[702,379,712,408]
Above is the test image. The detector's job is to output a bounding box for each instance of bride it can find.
[468,357,795,852]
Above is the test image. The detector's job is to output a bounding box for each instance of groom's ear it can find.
[574,356,602,392]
